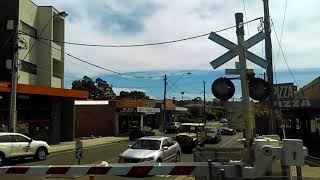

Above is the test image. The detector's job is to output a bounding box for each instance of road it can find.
[2,133,243,180]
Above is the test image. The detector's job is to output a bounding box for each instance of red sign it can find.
[0,82,11,88]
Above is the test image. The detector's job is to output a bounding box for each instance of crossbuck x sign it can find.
[209,31,267,69]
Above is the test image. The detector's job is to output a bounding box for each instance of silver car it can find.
[118,136,181,163]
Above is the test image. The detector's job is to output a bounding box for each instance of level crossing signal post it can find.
[208,12,270,164]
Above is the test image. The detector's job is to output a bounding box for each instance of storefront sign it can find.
[273,83,297,100]
[137,107,160,114]
[119,107,136,113]
[0,82,11,88]
[274,99,311,108]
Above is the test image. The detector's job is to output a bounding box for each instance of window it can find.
[12,135,30,142]
[20,60,37,75]
[166,138,174,146]
[0,135,13,143]
[20,21,37,38]
[53,59,62,78]
[162,139,174,147]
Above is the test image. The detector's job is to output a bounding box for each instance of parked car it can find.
[174,123,206,152]
[0,132,50,165]
[128,126,156,141]
[118,136,181,163]
[221,127,236,135]
[165,122,180,133]
[205,127,221,143]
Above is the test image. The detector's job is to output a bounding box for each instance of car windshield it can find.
[178,125,199,133]
[131,139,161,150]
[206,128,217,133]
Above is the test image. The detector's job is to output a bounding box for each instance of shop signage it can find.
[119,107,136,113]
[274,99,311,108]
[0,82,11,88]
[273,83,297,100]
[137,107,160,114]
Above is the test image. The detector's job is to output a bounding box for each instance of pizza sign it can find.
[273,83,297,100]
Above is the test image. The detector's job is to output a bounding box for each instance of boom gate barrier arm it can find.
[0,139,307,178]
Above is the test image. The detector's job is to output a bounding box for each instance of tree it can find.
[95,78,116,99]
[118,90,149,99]
[72,76,116,100]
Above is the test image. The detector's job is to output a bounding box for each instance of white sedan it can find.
[119,136,181,163]
[0,132,50,165]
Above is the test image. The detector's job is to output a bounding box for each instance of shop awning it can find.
[0,82,88,99]
[166,107,188,112]
[137,107,160,114]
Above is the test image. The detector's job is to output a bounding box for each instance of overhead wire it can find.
[273,0,288,84]
[19,17,262,48]
[271,19,300,89]
[28,66,163,91]
[34,39,161,79]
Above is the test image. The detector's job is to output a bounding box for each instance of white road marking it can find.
[219,134,240,148]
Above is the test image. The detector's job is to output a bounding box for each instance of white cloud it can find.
[32,0,320,77]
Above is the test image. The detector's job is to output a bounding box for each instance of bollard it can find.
[296,166,302,180]
[208,159,213,180]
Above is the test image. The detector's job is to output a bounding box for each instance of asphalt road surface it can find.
[2,133,243,180]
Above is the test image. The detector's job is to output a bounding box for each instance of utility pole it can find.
[181,91,184,101]
[162,74,167,132]
[203,81,206,125]
[235,13,255,164]
[263,0,275,134]
[236,13,254,141]
[8,21,19,133]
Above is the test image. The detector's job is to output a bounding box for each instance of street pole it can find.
[235,13,255,164]
[236,13,254,141]
[162,74,167,132]
[263,0,275,134]
[181,91,184,101]
[203,81,206,125]
[8,21,19,133]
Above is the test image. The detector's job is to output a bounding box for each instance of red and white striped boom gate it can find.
[0,162,240,177]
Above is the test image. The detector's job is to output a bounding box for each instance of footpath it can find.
[50,129,163,153]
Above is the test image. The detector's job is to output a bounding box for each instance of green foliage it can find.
[188,105,202,118]
[72,76,116,100]
[118,90,149,99]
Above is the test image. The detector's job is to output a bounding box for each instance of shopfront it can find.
[0,82,88,144]
[116,106,160,135]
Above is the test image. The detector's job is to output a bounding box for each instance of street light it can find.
[168,72,191,90]
[8,10,68,132]
[181,91,184,101]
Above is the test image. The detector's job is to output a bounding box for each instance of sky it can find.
[33,0,320,99]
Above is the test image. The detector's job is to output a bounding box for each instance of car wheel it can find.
[0,153,5,166]
[175,152,181,162]
[34,147,47,160]
[199,143,205,147]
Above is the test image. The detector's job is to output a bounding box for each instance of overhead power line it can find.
[242,0,250,35]
[271,19,300,89]
[274,0,288,83]
[20,17,262,48]
[34,39,161,79]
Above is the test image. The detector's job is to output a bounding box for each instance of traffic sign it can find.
[209,31,267,69]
